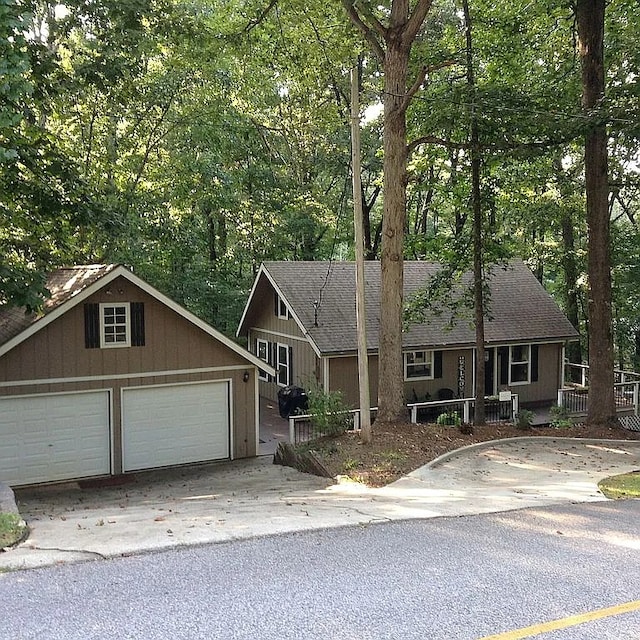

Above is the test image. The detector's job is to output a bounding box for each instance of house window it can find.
[509,344,530,384]
[275,293,289,320]
[256,338,269,381]
[404,350,434,380]
[277,343,291,386]
[100,303,130,348]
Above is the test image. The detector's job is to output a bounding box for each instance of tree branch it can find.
[403,0,434,48]
[353,0,387,39]
[401,60,456,112]
[340,0,385,62]
[408,134,579,156]
[244,0,278,34]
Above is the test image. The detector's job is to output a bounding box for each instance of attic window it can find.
[84,302,145,349]
[101,303,130,347]
[275,293,290,320]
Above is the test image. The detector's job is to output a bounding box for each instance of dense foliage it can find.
[1,0,639,370]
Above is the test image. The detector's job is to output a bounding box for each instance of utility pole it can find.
[350,66,372,443]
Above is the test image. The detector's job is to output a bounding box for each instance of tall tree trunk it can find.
[577,0,617,426]
[340,0,435,423]
[560,210,583,367]
[377,39,409,423]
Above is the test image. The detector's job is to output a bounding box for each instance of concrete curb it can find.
[423,436,640,471]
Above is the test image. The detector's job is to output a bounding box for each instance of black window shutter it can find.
[84,303,100,348]
[131,302,145,346]
[288,345,293,385]
[499,346,509,385]
[434,351,443,378]
[274,292,279,316]
[531,344,539,382]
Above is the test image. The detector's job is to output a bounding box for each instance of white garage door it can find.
[122,381,230,472]
[0,391,111,487]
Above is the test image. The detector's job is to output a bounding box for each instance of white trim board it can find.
[0,365,250,389]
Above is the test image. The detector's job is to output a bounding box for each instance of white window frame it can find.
[509,344,531,385]
[256,338,269,382]
[276,342,290,387]
[404,350,434,381]
[99,302,130,348]
[276,294,289,320]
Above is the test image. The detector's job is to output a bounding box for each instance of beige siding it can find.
[245,277,315,403]
[244,278,306,339]
[0,278,249,381]
[328,350,474,408]
[327,355,379,408]
[507,342,561,405]
[326,346,562,410]
[404,349,473,402]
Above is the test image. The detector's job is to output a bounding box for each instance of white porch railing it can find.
[407,394,519,425]
[288,395,518,445]
[564,362,640,387]
[558,380,640,417]
[560,362,640,417]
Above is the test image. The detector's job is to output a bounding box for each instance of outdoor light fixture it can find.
[243,371,250,383]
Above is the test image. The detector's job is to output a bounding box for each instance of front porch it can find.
[260,363,640,449]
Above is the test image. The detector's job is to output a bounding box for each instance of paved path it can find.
[1,437,639,571]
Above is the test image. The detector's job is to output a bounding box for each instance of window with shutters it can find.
[404,350,434,380]
[100,303,130,347]
[256,338,269,381]
[84,302,145,349]
[509,344,530,384]
[276,342,291,386]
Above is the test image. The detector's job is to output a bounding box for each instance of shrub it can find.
[436,410,461,427]
[305,384,353,437]
[515,409,534,430]
[549,404,572,428]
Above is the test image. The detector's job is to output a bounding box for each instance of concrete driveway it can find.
[1,437,639,571]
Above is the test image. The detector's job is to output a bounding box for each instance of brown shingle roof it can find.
[0,265,117,347]
[255,260,579,355]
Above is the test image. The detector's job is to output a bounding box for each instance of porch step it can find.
[619,416,640,432]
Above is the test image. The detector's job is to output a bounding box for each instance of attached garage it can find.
[0,390,111,487]
[122,381,230,472]
[0,264,274,486]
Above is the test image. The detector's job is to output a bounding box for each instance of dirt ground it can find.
[306,421,640,487]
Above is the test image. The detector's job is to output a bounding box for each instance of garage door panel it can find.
[122,382,229,472]
[0,391,111,487]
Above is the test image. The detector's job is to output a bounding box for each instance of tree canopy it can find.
[2,0,640,391]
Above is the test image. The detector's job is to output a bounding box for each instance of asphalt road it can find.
[2,501,639,640]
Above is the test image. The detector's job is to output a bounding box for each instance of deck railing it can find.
[407,394,518,425]
[557,380,640,417]
[288,407,378,444]
[564,362,640,388]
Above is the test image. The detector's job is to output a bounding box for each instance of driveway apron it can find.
[1,438,639,571]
